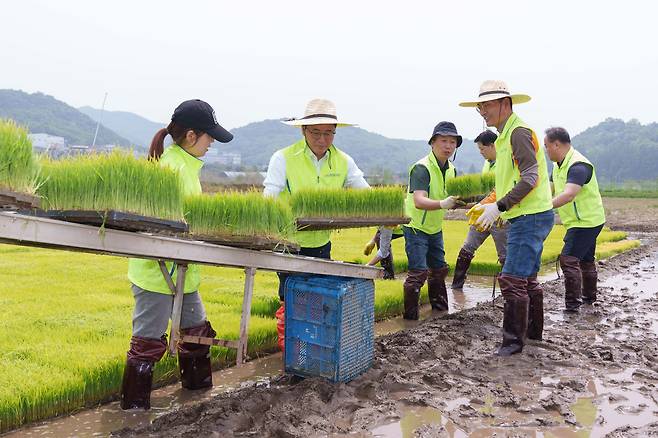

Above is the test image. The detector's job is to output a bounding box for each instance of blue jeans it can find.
[403,226,447,271]
[502,210,555,277]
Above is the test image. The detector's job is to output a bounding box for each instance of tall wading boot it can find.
[580,261,598,304]
[178,321,217,390]
[428,266,450,311]
[403,270,428,320]
[451,249,474,289]
[120,335,168,410]
[526,274,544,341]
[559,255,583,312]
[496,274,529,356]
[380,253,396,280]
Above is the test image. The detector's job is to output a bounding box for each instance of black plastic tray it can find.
[22,209,188,234]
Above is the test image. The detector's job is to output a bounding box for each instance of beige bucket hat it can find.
[459,80,531,107]
[283,98,354,127]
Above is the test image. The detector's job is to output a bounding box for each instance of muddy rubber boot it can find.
[428,266,450,311]
[120,358,155,410]
[403,285,421,320]
[560,255,583,312]
[120,335,167,410]
[380,254,396,280]
[178,321,217,390]
[580,260,598,304]
[496,274,529,356]
[451,249,474,290]
[526,274,544,341]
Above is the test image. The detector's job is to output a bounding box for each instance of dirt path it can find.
[113,229,658,438]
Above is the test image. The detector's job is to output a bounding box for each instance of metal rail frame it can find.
[0,212,381,365]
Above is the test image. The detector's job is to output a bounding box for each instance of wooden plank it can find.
[168,264,187,356]
[0,189,40,210]
[237,267,256,366]
[187,233,299,252]
[180,335,239,349]
[296,216,410,231]
[21,209,188,234]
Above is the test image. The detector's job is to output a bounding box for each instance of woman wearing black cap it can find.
[121,99,233,410]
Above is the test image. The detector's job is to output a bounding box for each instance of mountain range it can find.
[1,89,657,182]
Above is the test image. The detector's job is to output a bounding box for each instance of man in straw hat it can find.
[460,80,554,356]
[402,121,464,320]
[263,98,370,349]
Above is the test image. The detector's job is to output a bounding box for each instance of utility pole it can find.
[91,92,108,149]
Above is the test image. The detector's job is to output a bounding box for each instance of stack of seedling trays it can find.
[446,173,496,208]
[28,151,188,234]
[292,187,409,231]
[184,191,298,251]
[0,119,41,210]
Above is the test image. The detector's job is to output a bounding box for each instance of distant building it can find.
[28,133,66,154]
[205,150,241,166]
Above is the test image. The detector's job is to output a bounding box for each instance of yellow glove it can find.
[363,240,376,256]
[466,204,487,232]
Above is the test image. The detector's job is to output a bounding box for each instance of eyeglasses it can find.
[475,100,500,114]
[305,128,336,139]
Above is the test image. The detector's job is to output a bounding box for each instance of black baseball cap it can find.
[428,121,462,147]
[171,99,233,143]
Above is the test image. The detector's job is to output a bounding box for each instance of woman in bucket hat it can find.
[460,80,554,356]
[122,99,233,410]
[263,98,370,350]
[401,121,464,320]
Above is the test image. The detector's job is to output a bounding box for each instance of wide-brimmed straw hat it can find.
[283,98,354,127]
[459,80,531,107]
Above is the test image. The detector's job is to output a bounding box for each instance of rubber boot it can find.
[580,260,598,304]
[560,255,583,312]
[451,248,474,289]
[526,274,544,341]
[428,266,450,311]
[120,335,167,410]
[496,274,529,356]
[403,270,427,320]
[380,253,396,280]
[178,321,217,390]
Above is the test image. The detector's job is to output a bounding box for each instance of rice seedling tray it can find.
[0,188,40,210]
[21,209,188,233]
[296,216,410,231]
[187,233,299,252]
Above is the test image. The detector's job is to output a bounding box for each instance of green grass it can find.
[446,173,495,199]
[290,186,405,218]
[0,119,40,194]
[600,189,658,199]
[37,152,184,220]
[0,221,639,432]
[184,191,294,239]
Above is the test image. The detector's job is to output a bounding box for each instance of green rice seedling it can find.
[446,173,496,199]
[37,151,184,220]
[184,190,294,239]
[0,119,40,194]
[291,186,405,218]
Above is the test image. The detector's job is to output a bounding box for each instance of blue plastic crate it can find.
[284,274,375,382]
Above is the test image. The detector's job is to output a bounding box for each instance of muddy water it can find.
[5,278,499,437]
[109,237,658,438]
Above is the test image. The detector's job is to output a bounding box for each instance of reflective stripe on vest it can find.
[494,113,553,220]
[404,153,456,234]
[279,139,348,248]
[553,148,606,229]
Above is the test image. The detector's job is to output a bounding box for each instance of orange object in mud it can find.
[275,304,285,352]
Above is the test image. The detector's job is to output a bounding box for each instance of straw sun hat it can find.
[459,80,531,107]
[283,98,354,127]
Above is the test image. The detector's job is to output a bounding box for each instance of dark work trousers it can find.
[561,224,604,261]
[277,241,332,300]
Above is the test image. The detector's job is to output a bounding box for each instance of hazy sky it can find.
[3,0,656,141]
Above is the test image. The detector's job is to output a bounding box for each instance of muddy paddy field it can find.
[106,201,658,438]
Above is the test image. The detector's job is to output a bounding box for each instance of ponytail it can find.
[149,121,203,160]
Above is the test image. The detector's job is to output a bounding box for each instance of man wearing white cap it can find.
[460,81,554,356]
[263,98,369,349]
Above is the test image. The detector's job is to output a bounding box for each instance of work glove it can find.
[363,239,376,256]
[474,202,501,231]
[439,196,463,210]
